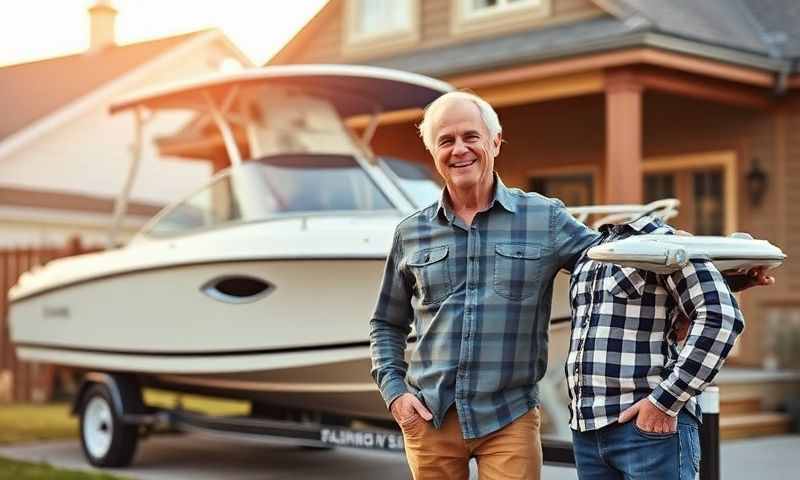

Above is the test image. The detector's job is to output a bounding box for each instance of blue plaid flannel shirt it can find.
[369,176,598,439]
[566,216,745,431]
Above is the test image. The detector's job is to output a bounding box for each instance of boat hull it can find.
[11,258,573,424]
[11,258,385,355]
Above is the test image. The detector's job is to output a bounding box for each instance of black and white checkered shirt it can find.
[566,216,745,431]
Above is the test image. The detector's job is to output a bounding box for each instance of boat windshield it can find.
[379,157,442,209]
[144,154,395,237]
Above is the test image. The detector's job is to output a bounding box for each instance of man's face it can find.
[429,99,500,194]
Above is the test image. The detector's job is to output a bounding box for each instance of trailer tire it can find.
[79,383,139,467]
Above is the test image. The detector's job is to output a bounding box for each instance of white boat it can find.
[8,65,456,421]
[6,64,683,434]
[588,232,786,274]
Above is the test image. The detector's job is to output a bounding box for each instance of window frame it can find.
[452,0,552,37]
[642,150,738,235]
[141,173,240,239]
[527,164,601,206]
[343,0,420,56]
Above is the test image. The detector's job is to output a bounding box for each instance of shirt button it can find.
[464,332,471,340]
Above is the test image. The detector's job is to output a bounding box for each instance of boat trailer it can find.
[72,372,722,479]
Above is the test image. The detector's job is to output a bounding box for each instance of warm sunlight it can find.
[0,0,327,66]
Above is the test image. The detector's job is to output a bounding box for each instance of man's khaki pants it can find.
[399,406,542,480]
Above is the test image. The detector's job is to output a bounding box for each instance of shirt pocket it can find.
[608,265,647,299]
[407,246,453,305]
[493,243,542,301]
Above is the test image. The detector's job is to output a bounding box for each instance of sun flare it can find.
[0,0,327,67]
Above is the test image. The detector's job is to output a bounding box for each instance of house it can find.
[0,1,253,248]
[267,0,800,375]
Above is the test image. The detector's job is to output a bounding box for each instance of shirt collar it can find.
[432,173,516,223]
[599,214,670,236]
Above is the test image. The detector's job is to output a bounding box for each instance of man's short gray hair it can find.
[418,91,502,152]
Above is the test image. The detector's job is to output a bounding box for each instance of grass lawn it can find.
[0,390,248,477]
[0,402,76,445]
[0,389,248,446]
[143,389,249,417]
[0,457,128,479]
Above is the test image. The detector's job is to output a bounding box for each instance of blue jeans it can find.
[572,410,701,480]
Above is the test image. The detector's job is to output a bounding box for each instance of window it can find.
[642,151,737,236]
[644,174,675,204]
[693,170,724,235]
[147,175,242,237]
[144,154,395,238]
[344,0,419,53]
[529,174,594,207]
[469,0,542,15]
[354,0,411,36]
[643,170,724,235]
[249,154,394,214]
[379,157,442,208]
[453,0,551,36]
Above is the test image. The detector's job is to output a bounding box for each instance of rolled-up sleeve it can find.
[369,228,414,408]
[552,202,600,272]
[648,259,745,416]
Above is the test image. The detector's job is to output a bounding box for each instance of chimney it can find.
[88,0,117,50]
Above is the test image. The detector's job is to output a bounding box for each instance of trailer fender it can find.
[72,372,144,418]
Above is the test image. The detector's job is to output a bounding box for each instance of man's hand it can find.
[389,393,433,424]
[672,312,690,342]
[618,398,677,434]
[675,231,776,291]
[724,266,775,292]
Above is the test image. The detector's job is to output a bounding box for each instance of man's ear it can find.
[493,133,502,156]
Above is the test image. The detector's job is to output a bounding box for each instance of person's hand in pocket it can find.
[390,393,432,424]
[619,398,676,434]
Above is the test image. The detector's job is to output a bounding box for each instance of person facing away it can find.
[567,215,747,480]
[368,91,599,480]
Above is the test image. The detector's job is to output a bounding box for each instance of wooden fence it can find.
[0,238,99,403]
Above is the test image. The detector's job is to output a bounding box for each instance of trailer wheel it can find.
[79,383,139,467]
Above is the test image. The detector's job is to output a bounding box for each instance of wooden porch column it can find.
[605,70,643,203]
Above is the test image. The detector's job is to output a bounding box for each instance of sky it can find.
[0,0,327,67]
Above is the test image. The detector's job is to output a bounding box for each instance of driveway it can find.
[1,432,798,479]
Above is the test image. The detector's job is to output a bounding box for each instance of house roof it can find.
[612,0,800,58]
[273,0,800,79]
[740,0,800,57]
[603,0,770,55]
[0,30,210,140]
[367,16,642,78]
[0,186,161,217]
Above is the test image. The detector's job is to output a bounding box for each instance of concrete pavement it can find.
[0,432,798,479]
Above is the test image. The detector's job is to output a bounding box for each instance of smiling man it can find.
[368,91,600,479]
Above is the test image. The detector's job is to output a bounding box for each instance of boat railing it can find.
[567,198,680,229]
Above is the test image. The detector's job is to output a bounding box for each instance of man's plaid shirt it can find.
[370,176,598,439]
[566,216,745,431]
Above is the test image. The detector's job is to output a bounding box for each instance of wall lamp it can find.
[746,158,768,207]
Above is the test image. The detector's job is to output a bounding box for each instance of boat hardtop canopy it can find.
[109,64,453,117]
[105,65,453,244]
